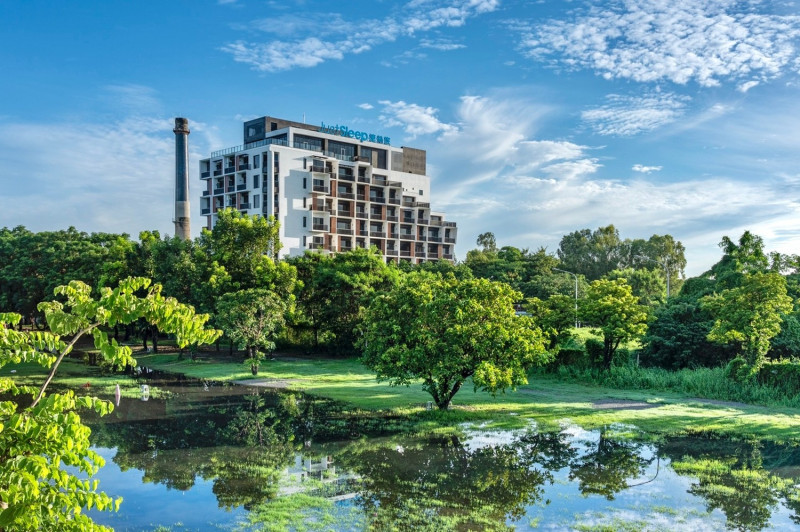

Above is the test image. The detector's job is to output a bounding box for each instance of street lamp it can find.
[553,268,579,328]
[635,255,670,299]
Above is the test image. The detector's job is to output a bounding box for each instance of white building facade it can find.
[199,116,457,263]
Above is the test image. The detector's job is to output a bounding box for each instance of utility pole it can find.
[553,268,579,328]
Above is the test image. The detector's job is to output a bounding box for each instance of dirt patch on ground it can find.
[592,399,660,410]
[686,398,764,410]
[233,378,298,389]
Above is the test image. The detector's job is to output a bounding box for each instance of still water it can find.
[79,375,800,531]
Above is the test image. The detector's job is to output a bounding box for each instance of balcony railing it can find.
[428,237,442,243]
[337,192,355,199]
[443,253,454,260]
[416,251,426,258]
[338,173,354,181]
[224,167,236,175]
[403,218,415,224]
[312,224,329,232]
[336,228,354,235]
[312,185,329,193]
[201,207,211,215]
[400,250,412,257]
[369,196,386,204]
[226,186,236,193]
[238,163,251,170]
[444,221,457,227]
[417,218,430,225]
[417,235,427,242]
[201,171,210,179]
[239,203,251,210]
[370,232,386,238]
[213,169,223,176]
[237,184,247,191]
[356,212,368,219]
[418,202,430,208]
[358,176,370,183]
[400,234,415,241]
[311,204,332,213]
[356,194,366,201]
[388,197,401,205]
[202,190,211,196]
[386,215,398,222]
[337,210,351,217]
[386,249,398,256]
[445,238,456,244]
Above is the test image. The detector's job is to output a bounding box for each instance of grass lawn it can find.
[129,351,800,442]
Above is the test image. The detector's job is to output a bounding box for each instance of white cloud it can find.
[221,0,498,72]
[738,80,760,92]
[419,38,466,51]
[582,92,688,136]
[378,100,457,137]
[358,103,374,110]
[518,0,800,87]
[632,164,662,173]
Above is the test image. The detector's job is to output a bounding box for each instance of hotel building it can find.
[199,116,457,263]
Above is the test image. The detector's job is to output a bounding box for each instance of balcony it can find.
[239,203,251,210]
[417,235,427,242]
[386,215,398,222]
[418,202,430,208]
[213,188,225,195]
[313,185,329,193]
[386,249,398,256]
[202,190,211,196]
[238,163,251,170]
[312,204,332,213]
[403,218,415,224]
[416,251,426,258]
[358,175,370,183]
[213,169,223,176]
[372,177,387,186]
[338,173,354,182]
[356,212,368,219]
[312,224,329,232]
[237,184,247,191]
[388,197,401,205]
[389,233,399,239]
[337,191,355,199]
[201,207,211,215]
[336,228,354,235]
[201,171,210,179]
[369,196,386,204]
[370,232,386,238]
[445,238,456,244]
[428,237,442,243]
[400,234,415,241]
[400,250,412,257]
[224,166,236,175]
[337,210,351,217]
[356,194,366,201]
[417,218,430,225]
[359,230,369,237]
[443,254,454,260]
[444,221,457,227]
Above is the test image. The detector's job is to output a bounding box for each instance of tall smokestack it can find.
[173,117,191,240]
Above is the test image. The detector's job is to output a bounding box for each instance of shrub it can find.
[758,360,800,396]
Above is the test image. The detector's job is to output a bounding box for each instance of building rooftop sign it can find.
[319,122,390,146]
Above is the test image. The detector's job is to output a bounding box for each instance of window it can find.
[254,175,260,188]
[253,154,260,169]
[303,216,307,228]
[419,189,423,196]
[303,235,307,246]
[303,197,307,208]
[253,195,260,209]
[303,158,307,170]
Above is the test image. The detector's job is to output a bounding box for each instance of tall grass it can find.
[550,365,800,409]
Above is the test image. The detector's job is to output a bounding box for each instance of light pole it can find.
[553,268,579,328]
[635,255,670,299]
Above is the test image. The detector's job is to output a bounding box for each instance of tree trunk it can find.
[151,326,159,353]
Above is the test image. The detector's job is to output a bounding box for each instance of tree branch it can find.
[30,322,100,408]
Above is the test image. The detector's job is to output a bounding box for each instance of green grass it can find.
[128,352,800,442]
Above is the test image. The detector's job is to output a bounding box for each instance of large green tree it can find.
[0,278,221,530]
[702,272,793,378]
[216,289,287,374]
[361,272,549,409]
[580,278,649,369]
[557,225,623,281]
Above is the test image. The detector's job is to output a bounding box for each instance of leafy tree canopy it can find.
[361,272,549,409]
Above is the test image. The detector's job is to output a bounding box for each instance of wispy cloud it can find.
[221,0,498,72]
[517,0,800,87]
[358,103,374,110]
[632,164,662,173]
[419,38,466,51]
[378,100,457,137]
[582,92,688,136]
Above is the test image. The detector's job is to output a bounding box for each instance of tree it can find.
[361,272,549,409]
[605,267,666,306]
[216,289,287,374]
[476,231,497,253]
[701,272,793,378]
[0,277,221,530]
[557,225,623,281]
[580,278,649,369]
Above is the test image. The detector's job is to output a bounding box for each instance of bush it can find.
[585,338,604,368]
[758,360,800,396]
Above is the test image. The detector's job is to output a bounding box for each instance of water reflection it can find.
[80,377,800,531]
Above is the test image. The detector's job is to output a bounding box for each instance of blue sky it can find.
[1,0,799,275]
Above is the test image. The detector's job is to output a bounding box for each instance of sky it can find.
[1,0,799,276]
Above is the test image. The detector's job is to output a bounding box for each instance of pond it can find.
[77,375,800,531]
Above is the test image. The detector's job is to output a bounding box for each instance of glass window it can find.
[254,175,260,188]
[253,195,260,209]
[303,216,307,228]
[253,154,260,169]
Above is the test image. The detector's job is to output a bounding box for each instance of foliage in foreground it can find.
[0,278,221,531]
[360,272,549,409]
